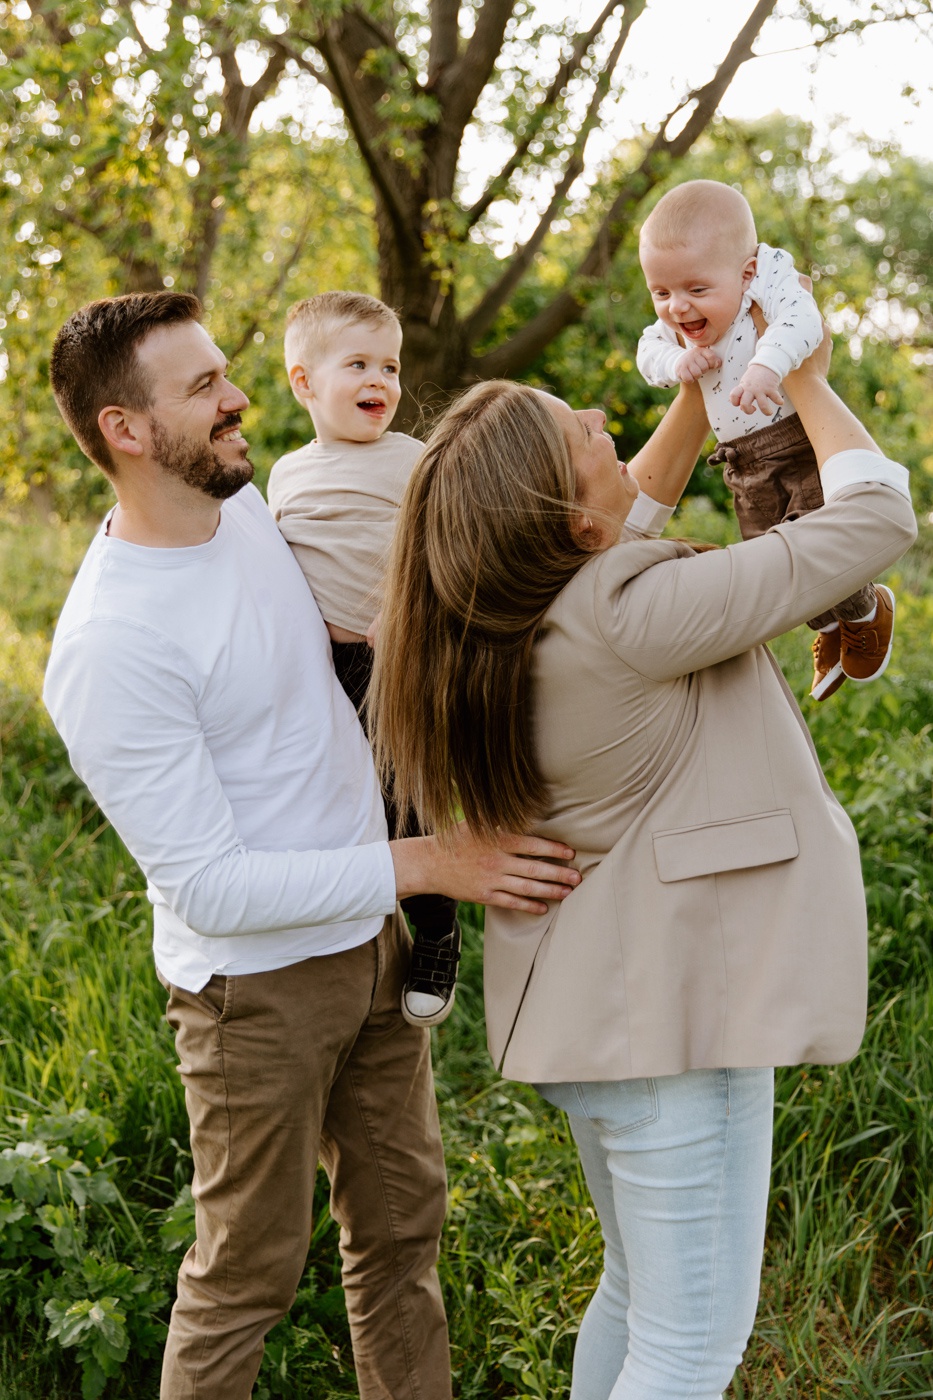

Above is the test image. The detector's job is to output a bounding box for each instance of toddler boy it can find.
[268,291,460,1025]
[636,179,895,701]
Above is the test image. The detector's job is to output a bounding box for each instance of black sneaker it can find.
[401,921,461,1028]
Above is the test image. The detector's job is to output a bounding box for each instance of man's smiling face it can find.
[135,320,254,499]
[641,234,756,350]
[304,320,403,444]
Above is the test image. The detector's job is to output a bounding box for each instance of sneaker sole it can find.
[842,586,895,683]
[401,988,456,1029]
[811,660,846,701]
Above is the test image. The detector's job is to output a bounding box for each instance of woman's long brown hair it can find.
[369,380,598,840]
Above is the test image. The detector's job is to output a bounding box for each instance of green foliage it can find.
[0,1106,167,1399]
[3,0,933,522]
[0,0,380,516]
[3,517,933,1393]
[45,1296,128,1400]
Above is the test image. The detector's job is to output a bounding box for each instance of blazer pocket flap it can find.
[652,809,798,883]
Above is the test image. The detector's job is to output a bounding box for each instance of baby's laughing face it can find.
[640,234,756,350]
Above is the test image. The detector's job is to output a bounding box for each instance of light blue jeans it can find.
[536,1067,774,1400]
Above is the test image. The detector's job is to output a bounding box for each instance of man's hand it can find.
[390,823,581,915]
[730,364,783,416]
[677,346,721,384]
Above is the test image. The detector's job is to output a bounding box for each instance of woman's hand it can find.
[749,275,832,384]
[785,318,832,383]
[390,823,582,914]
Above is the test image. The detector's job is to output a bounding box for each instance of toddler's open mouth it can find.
[358,399,386,417]
[679,318,708,341]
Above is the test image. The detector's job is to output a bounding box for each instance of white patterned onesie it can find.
[636,243,823,443]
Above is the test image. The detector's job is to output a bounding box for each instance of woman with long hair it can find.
[369,345,916,1397]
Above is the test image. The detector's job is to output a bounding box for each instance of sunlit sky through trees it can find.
[220,0,933,253]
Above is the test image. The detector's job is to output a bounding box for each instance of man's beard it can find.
[149,415,254,500]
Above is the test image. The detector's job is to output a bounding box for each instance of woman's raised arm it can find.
[627,379,711,507]
[783,326,882,464]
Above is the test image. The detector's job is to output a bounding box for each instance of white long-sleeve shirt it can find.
[43,484,397,992]
[636,243,823,442]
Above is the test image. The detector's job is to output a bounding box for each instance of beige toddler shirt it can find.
[267,432,423,634]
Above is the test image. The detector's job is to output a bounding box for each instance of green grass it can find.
[1,512,933,1396]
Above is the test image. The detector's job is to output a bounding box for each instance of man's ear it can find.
[288,363,313,403]
[98,406,146,458]
[741,255,757,290]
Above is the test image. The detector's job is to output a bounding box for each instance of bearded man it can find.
[42,292,579,1400]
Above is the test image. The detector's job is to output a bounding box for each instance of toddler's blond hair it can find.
[640,180,757,257]
[284,291,401,374]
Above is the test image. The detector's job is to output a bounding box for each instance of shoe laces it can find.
[840,620,878,651]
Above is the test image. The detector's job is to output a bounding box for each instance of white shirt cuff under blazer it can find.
[821,450,911,501]
[626,489,675,539]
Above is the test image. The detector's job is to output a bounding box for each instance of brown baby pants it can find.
[159,912,451,1400]
[708,413,876,630]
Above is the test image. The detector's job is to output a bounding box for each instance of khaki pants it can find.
[159,912,451,1400]
[709,413,876,630]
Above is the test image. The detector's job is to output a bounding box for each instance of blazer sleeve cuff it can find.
[821,451,911,502]
[625,490,676,539]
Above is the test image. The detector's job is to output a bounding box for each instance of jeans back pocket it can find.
[536,1078,659,1137]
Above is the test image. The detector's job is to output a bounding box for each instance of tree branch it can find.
[435,0,514,139]
[466,7,633,342]
[767,2,933,54]
[428,0,460,82]
[110,0,158,56]
[269,36,340,99]
[312,22,420,259]
[218,44,289,142]
[474,0,779,379]
[228,203,319,360]
[465,0,638,230]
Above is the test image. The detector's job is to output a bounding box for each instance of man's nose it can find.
[221,382,250,413]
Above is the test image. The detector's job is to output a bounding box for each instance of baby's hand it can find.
[676,346,721,384]
[730,365,783,416]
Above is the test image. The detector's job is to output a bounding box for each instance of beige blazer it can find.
[484,478,917,1084]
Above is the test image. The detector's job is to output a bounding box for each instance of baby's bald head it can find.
[640,180,757,261]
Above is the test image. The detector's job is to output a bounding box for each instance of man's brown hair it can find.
[50,291,202,474]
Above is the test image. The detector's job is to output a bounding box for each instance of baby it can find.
[267,291,460,1026]
[637,179,895,701]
